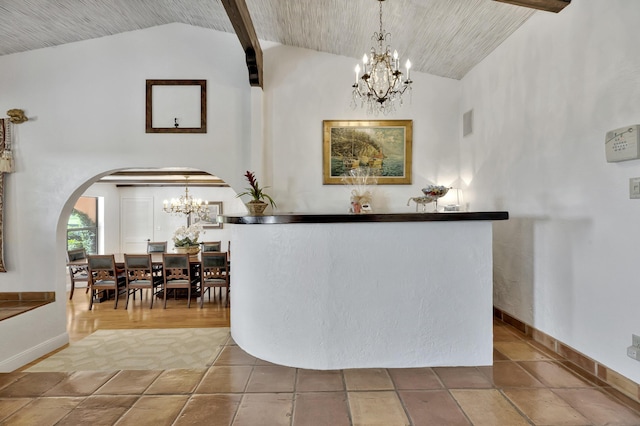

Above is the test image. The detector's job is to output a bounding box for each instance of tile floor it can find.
[2,320,640,425]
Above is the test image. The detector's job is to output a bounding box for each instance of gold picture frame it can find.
[323,119,412,184]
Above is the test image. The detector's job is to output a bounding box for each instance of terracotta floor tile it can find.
[478,361,544,388]
[553,388,640,425]
[493,348,510,361]
[196,365,252,393]
[296,369,344,392]
[601,386,640,413]
[503,388,589,425]
[213,346,257,366]
[519,361,595,388]
[1,397,84,426]
[388,367,442,390]
[245,365,296,392]
[348,391,409,425]
[493,325,523,342]
[95,370,162,395]
[0,398,32,422]
[75,394,139,409]
[174,394,242,425]
[0,372,69,397]
[255,358,279,366]
[233,393,293,426]
[43,371,117,396]
[292,392,350,426]
[433,367,493,389]
[493,341,553,361]
[144,368,206,394]
[58,396,138,425]
[0,372,26,391]
[56,405,131,425]
[450,389,530,426]
[344,368,394,391]
[115,395,189,426]
[399,390,471,425]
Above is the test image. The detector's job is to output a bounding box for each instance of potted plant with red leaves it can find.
[236,171,276,215]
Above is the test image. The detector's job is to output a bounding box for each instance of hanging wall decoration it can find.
[0,118,8,272]
[0,109,25,272]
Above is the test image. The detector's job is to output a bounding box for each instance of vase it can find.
[246,200,268,215]
[174,245,200,257]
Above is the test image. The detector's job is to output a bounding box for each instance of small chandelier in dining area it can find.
[163,176,209,218]
[351,0,413,115]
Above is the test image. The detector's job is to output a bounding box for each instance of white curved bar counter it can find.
[223,212,508,370]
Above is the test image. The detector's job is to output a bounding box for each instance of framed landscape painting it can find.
[188,201,223,229]
[323,119,412,184]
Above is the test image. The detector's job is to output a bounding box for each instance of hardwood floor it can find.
[67,287,230,343]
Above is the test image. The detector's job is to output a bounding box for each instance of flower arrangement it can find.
[342,167,378,214]
[172,223,203,247]
[236,171,276,208]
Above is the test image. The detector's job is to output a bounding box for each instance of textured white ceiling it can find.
[0,0,535,80]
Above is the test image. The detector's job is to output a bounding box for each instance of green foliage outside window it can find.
[67,207,97,254]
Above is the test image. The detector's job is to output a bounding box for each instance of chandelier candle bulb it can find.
[406,60,411,80]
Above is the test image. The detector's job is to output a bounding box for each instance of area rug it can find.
[27,328,230,372]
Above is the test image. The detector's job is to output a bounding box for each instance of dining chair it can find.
[147,241,167,277]
[199,252,229,308]
[200,241,222,252]
[147,241,167,253]
[67,248,89,300]
[87,254,126,310]
[162,253,194,308]
[124,254,162,309]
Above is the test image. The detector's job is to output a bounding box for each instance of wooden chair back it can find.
[200,252,229,307]
[147,241,167,253]
[87,254,124,309]
[67,248,88,300]
[162,253,193,308]
[200,241,222,252]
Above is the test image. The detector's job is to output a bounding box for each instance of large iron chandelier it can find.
[351,0,412,115]
[163,176,209,218]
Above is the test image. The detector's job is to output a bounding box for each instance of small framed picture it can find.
[188,201,223,229]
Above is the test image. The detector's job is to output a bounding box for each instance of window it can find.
[67,196,98,254]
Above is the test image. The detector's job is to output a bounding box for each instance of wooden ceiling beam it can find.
[221,0,263,88]
[493,0,571,13]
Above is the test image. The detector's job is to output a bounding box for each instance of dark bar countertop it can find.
[221,211,509,225]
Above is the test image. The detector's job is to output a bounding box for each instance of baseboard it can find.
[494,306,640,404]
[0,332,69,373]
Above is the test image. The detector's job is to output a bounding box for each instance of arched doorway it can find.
[58,167,241,342]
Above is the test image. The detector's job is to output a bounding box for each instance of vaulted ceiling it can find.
[1,0,569,185]
[0,0,543,80]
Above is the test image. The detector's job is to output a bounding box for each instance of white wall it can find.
[462,1,640,383]
[262,43,461,213]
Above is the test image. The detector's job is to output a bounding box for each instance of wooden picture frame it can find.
[145,79,207,133]
[188,201,223,229]
[323,119,413,184]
